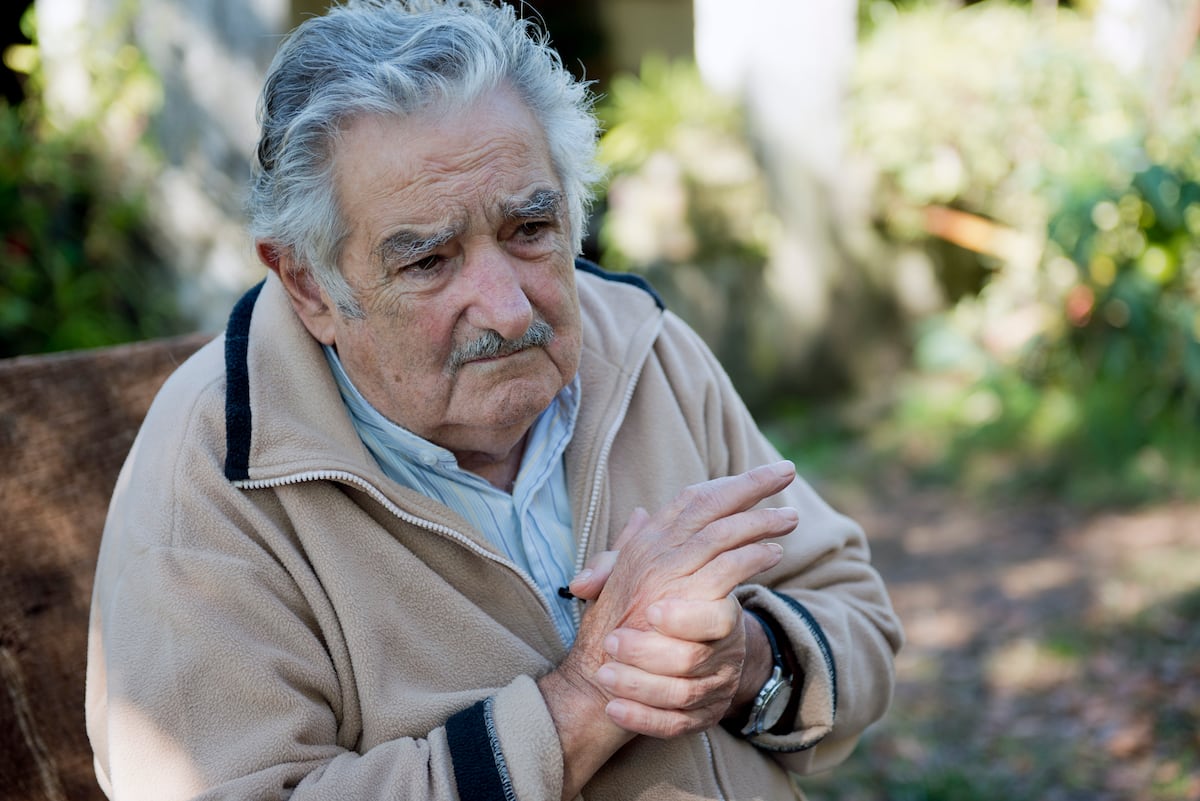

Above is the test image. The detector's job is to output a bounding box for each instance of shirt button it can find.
[420,452,439,466]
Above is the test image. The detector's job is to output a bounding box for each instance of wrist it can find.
[539,658,632,801]
[540,649,631,747]
[726,608,794,738]
[733,609,774,710]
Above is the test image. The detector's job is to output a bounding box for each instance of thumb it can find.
[567,549,619,601]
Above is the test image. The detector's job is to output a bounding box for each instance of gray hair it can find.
[246,0,601,315]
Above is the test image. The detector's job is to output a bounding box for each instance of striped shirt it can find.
[322,346,580,645]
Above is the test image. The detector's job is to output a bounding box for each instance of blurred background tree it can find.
[0,2,186,356]
[596,56,786,411]
[596,0,1200,505]
[840,1,1200,503]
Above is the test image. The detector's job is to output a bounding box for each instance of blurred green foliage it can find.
[846,2,1200,504]
[596,3,1200,504]
[596,56,775,277]
[595,57,786,411]
[0,7,183,358]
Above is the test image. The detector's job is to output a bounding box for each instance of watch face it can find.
[759,681,793,733]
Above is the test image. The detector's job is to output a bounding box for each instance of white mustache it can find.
[448,319,554,371]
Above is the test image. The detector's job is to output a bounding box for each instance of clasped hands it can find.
[559,460,798,740]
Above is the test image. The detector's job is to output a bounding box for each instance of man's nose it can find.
[462,245,535,341]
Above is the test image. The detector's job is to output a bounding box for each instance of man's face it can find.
[314,89,582,461]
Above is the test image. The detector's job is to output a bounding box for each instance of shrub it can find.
[846,3,1200,503]
[0,7,184,357]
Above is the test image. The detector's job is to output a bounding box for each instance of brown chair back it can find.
[0,334,210,801]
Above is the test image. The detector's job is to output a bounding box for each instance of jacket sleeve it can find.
[654,311,905,775]
[86,421,564,801]
[89,551,560,801]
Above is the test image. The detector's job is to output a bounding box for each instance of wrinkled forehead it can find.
[335,82,551,172]
[330,91,563,241]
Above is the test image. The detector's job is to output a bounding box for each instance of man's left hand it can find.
[567,521,778,738]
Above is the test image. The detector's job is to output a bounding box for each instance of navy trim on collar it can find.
[223,279,264,481]
[574,257,665,310]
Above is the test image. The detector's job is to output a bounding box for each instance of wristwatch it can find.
[739,609,793,737]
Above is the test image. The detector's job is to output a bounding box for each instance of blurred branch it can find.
[922,206,1039,264]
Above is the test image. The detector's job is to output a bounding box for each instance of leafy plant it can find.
[0,6,184,357]
[844,3,1200,504]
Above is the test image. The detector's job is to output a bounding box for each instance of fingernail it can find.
[571,569,593,585]
[766,542,784,558]
[771,460,795,478]
[779,506,799,524]
[646,604,663,626]
[603,634,619,656]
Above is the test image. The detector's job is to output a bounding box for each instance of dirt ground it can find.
[800,480,1200,801]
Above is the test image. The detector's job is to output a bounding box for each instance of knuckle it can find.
[680,681,710,709]
[677,482,705,504]
[663,715,695,739]
[680,642,711,674]
[713,599,741,636]
[677,482,719,518]
[679,673,727,710]
[615,670,641,695]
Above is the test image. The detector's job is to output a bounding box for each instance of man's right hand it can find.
[538,461,798,799]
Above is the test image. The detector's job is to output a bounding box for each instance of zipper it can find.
[699,731,729,801]
[233,469,563,634]
[569,352,652,629]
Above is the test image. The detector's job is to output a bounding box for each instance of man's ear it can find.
[256,241,338,346]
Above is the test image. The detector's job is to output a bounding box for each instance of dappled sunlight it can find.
[900,515,997,557]
[102,698,207,799]
[805,481,1200,799]
[984,636,1082,694]
[998,557,1079,601]
[894,603,974,652]
[1083,506,1200,622]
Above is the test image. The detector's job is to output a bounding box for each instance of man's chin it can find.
[466,372,562,422]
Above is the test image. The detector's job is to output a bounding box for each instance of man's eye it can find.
[517,221,549,238]
[405,254,444,273]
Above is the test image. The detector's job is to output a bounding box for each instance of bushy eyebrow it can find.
[374,226,459,267]
[503,189,563,221]
[371,189,562,270]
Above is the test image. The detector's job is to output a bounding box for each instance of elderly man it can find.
[85,1,902,799]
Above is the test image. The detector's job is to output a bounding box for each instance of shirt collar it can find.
[321,344,580,490]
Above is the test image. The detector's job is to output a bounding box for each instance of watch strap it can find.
[745,608,786,676]
[738,608,794,737]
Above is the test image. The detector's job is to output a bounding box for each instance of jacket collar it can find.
[222,259,666,503]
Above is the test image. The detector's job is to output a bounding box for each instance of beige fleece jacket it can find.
[85,264,902,801]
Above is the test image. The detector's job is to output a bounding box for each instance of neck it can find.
[454,433,528,493]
